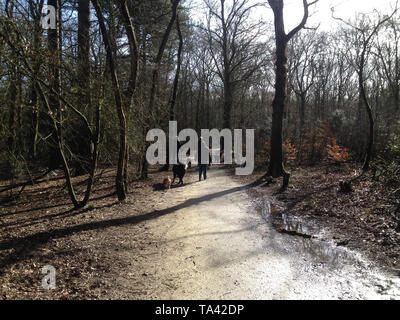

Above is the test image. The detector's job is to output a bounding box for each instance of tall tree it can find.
[267,0,318,190]
[334,9,397,171]
[78,0,91,113]
[93,0,139,200]
[162,12,184,171]
[92,0,127,200]
[117,0,139,190]
[288,31,319,131]
[28,0,45,160]
[141,0,180,179]
[203,0,266,131]
[375,17,400,118]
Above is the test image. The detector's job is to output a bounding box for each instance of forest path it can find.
[121,167,400,300]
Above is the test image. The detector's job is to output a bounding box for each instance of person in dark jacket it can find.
[197,137,211,181]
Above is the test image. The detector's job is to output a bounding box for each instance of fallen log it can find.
[276,227,313,239]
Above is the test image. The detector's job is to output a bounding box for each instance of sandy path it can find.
[120,167,400,300]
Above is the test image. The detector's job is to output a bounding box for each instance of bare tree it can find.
[162,12,184,171]
[92,0,139,200]
[141,0,181,179]
[288,30,319,131]
[77,0,91,118]
[27,0,45,160]
[203,0,267,131]
[334,8,397,171]
[375,16,400,117]
[266,0,319,190]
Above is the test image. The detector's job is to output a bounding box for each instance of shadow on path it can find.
[0,179,263,270]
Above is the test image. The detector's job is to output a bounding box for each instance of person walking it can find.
[198,137,211,181]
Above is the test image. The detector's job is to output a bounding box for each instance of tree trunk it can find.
[141,0,180,178]
[78,0,91,113]
[93,0,127,201]
[117,0,140,189]
[267,0,290,189]
[7,67,17,151]
[47,0,62,170]
[163,13,183,171]
[223,80,233,129]
[28,1,44,160]
[360,77,374,172]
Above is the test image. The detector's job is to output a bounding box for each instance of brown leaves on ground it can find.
[286,165,400,266]
[0,166,196,299]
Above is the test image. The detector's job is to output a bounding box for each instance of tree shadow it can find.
[0,169,116,207]
[0,190,116,218]
[0,179,263,270]
[0,191,117,228]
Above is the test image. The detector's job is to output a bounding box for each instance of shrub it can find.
[372,133,400,191]
[255,121,352,168]
[327,138,351,164]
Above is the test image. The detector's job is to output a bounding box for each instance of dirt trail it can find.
[114,167,400,300]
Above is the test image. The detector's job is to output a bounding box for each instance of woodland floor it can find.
[0,166,179,299]
[0,164,399,299]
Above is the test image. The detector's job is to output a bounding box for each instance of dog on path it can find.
[163,177,172,189]
[172,163,188,185]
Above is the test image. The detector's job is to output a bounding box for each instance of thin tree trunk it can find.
[30,18,41,159]
[93,0,127,201]
[163,13,183,171]
[7,67,17,151]
[142,0,180,178]
[117,0,140,189]
[359,73,374,172]
[78,0,91,114]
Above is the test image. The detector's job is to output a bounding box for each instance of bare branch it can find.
[287,0,320,41]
